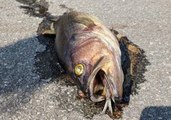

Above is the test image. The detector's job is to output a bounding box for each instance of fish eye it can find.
[74,64,84,76]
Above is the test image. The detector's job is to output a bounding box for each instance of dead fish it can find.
[37,11,124,114]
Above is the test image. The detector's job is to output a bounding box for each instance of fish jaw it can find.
[87,57,124,114]
[87,58,123,102]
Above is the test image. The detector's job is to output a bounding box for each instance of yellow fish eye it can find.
[74,64,84,76]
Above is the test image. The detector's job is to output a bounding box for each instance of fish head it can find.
[71,56,123,102]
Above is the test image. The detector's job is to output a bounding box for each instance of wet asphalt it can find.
[0,0,171,120]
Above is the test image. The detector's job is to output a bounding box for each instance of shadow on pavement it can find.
[0,36,63,114]
[34,35,64,81]
[0,32,151,119]
[2,1,151,118]
[140,106,171,120]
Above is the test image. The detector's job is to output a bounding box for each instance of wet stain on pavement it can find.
[0,37,45,114]
[34,31,150,119]
[15,0,151,119]
[34,35,64,82]
[16,0,49,18]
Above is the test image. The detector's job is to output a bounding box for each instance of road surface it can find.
[0,0,171,119]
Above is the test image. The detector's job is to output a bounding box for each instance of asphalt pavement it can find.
[0,0,171,120]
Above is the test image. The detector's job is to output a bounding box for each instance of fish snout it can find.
[71,71,89,96]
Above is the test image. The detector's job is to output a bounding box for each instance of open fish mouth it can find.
[89,69,106,102]
[87,57,112,102]
[87,57,118,114]
[88,69,116,114]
